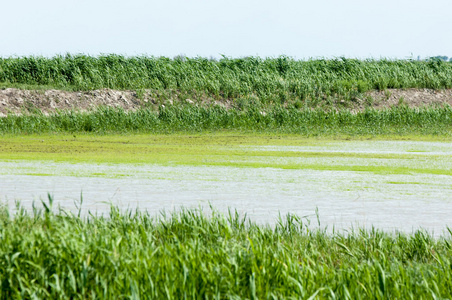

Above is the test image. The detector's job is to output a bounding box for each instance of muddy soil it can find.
[0,88,451,116]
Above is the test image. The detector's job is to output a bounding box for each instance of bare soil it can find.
[365,89,452,109]
[1,88,451,116]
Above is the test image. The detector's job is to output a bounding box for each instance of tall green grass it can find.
[1,199,452,298]
[1,55,452,103]
[1,105,451,135]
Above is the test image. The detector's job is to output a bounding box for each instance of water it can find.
[1,140,451,236]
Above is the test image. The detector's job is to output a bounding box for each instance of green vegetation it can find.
[2,55,452,298]
[1,55,451,135]
[1,201,452,298]
[1,55,452,105]
[1,105,451,135]
[1,133,451,176]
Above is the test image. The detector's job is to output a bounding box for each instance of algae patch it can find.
[0,134,451,176]
[1,134,451,234]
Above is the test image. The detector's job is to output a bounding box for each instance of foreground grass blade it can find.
[1,204,452,298]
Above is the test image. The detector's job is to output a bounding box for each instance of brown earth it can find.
[364,89,452,109]
[0,88,451,116]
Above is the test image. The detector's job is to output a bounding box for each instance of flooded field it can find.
[1,137,451,236]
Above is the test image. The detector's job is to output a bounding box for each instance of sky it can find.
[1,0,451,59]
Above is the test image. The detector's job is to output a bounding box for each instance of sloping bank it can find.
[1,56,452,135]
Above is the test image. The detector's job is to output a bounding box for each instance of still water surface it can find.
[1,140,451,236]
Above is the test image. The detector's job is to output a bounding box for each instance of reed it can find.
[1,55,452,104]
[1,105,451,135]
[1,200,451,298]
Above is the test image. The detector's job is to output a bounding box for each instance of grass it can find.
[1,55,452,106]
[1,105,451,136]
[1,200,452,299]
[1,55,451,136]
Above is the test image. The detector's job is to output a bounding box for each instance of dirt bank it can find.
[1,88,452,116]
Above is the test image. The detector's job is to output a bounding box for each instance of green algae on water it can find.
[0,134,451,176]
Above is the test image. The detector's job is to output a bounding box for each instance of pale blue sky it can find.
[1,0,451,59]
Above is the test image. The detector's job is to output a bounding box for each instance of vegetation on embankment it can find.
[0,105,451,135]
[1,55,451,135]
[1,202,452,299]
[1,55,452,107]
